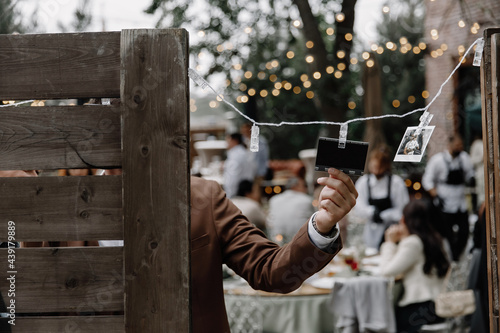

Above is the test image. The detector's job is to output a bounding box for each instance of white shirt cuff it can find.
[307,212,340,250]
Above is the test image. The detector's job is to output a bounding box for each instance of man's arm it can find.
[217,169,357,293]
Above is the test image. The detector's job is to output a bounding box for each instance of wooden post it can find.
[480,28,500,332]
[120,29,191,332]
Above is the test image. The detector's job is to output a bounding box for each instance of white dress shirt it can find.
[354,173,409,223]
[223,144,256,198]
[354,173,409,249]
[422,150,474,213]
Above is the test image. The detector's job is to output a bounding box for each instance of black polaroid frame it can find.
[315,137,369,176]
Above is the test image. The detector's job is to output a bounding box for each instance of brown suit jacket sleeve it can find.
[210,180,342,293]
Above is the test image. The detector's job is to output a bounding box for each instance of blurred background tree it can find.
[0,0,28,33]
[376,0,426,151]
[146,0,359,159]
[57,0,93,33]
[375,0,427,176]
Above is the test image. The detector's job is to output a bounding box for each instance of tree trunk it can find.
[293,0,358,138]
[362,53,385,155]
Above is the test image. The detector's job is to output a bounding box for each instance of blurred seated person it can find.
[353,146,409,250]
[267,175,315,244]
[379,200,450,333]
[230,180,267,232]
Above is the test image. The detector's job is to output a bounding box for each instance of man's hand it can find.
[315,168,358,234]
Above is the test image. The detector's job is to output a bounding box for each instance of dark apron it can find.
[367,174,393,223]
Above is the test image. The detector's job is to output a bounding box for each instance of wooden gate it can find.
[481,27,500,332]
[0,29,191,332]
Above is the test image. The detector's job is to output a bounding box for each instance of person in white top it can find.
[354,146,410,250]
[380,199,450,333]
[267,175,316,244]
[469,136,484,211]
[422,135,474,261]
[223,133,256,199]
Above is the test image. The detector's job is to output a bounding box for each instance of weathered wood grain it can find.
[0,32,120,100]
[0,176,122,241]
[121,29,191,332]
[491,33,500,332]
[0,247,124,313]
[0,105,121,170]
[481,29,500,332]
[4,316,124,332]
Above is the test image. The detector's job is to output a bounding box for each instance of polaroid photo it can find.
[394,126,435,162]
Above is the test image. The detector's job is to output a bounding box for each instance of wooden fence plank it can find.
[5,316,124,333]
[0,176,122,241]
[121,29,190,332]
[491,33,500,332]
[0,105,121,170]
[0,247,124,313]
[481,28,500,332]
[0,32,120,100]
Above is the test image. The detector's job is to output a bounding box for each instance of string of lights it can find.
[189,37,482,130]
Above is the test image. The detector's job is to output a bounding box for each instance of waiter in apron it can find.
[354,146,410,250]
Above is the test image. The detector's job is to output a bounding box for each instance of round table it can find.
[224,281,334,333]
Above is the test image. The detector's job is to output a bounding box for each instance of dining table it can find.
[223,248,386,333]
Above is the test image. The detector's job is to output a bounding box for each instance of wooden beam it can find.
[481,28,500,332]
[0,176,122,242]
[121,29,190,332]
[492,33,500,332]
[0,32,120,100]
[4,316,124,333]
[0,105,121,170]
[0,247,124,313]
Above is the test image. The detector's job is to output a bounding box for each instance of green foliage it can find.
[0,0,25,34]
[375,0,426,174]
[147,0,358,159]
[58,0,93,32]
[377,1,425,143]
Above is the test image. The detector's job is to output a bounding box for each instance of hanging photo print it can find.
[394,126,435,162]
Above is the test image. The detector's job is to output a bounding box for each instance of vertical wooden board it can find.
[492,33,500,331]
[0,32,120,100]
[121,29,190,332]
[481,29,500,331]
